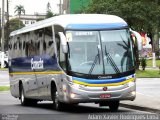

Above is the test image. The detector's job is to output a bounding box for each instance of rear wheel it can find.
[20,84,29,106]
[4,61,8,68]
[0,61,8,68]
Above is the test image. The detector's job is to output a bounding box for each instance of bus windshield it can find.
[66,29,135,75]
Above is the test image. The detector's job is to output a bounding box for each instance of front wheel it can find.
[52,88,65,110]
[109,101,119,112]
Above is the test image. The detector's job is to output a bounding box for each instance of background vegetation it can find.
[85,0,160,57]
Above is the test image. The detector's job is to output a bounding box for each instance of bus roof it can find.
[10,14,128,36]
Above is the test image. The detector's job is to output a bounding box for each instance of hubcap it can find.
[21,90,24,103]
[54,91,58,107]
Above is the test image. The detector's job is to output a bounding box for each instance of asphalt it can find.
[120,92,160,114]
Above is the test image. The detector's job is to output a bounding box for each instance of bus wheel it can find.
[20,85,29,106]
[109,101,119,112]
[4,61,8,68]
[52,88,64,110]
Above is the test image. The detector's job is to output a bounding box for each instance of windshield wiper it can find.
[104,46,120,73]
[88,46,100,74]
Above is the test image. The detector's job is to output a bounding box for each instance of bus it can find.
[9,14,142,111]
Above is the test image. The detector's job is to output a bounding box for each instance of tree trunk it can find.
[18,14,21,28]
[153,27,159,59]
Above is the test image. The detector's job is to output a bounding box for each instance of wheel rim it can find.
[21,90,24,103]
[4,63,6,68]
[54,91,59,108]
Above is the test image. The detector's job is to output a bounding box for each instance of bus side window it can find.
[43,41,46,51]
[26,40,38,57]
[23,41,26,50]
[55,34,60,58]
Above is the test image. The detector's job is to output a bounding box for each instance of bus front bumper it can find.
[61,81,136,104]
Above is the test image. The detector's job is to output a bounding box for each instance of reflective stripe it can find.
[9,71,63,75]
[72,74,135,84]
[73,78,135,87]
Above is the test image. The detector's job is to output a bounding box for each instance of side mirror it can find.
[130,29,142,50]
[58,32,68,53]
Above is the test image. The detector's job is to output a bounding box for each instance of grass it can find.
[136,69,160,78]
[0,68,8,71]
[145,59,160,67]
[137,59,160,77]
[0,86,10,91]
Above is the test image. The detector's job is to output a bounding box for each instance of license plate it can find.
[100,94,111,98]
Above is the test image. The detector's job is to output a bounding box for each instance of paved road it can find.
[120,78,160,113]
[136,78,160,99]
[0,92,155,120]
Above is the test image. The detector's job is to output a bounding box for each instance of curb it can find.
[0,91,10,93]
[120,103,160,114]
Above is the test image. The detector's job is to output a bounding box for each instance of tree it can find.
[46,2,56,18]
[14,5,25,28]
[8,18,25,32]
[141,57,147,70]
[47,2,51,12]
[85,0,160,57]
[0,18,25,50]
[3,18,25,50]
[46,11,55,18]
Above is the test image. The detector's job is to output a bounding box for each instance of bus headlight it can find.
[62,84,67,92]
[70,93,76,98]
[131,91,136,96]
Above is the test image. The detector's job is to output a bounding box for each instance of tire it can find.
[0,61,8,68]
[109,101,119,112]
[20,84,29,106]
[4,61,8,68]
[52,88,64,111]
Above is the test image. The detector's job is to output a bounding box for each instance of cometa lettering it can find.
[31,58,44,70]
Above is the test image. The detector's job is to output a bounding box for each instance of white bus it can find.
[9,14,142,111]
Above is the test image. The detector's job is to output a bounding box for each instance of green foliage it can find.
[0,86,10,91]
[141,57,147,70]
[0,18,25,50]
[45,2,57,18]
[14,5,25,29]
[145,59,160,67]
[14,5,25,16]
[9,18,25,32]
[86,0,160,56]
[86,0,160,32]
[46,11,57,18]
[136,70,160,78]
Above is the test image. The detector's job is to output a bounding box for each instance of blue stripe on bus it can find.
[9,54,60,73]
[66,23,128,30]
[72,74,135,84]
